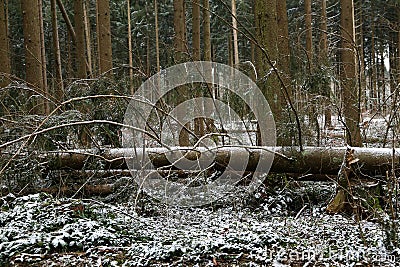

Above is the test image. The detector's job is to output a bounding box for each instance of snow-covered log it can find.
[46,146,400,177]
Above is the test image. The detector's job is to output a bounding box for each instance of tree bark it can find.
[173,0,190,146]
[0,0,11,88]
[231,0,239,67]
[38,0,49,115]
[74,0,87,78]
[192,0,205,138]
[96,0,113,77]
[192,0,200,61]
[21,0,45,114]
[83,0,92,78]
[46,146,400,177]
[340,0,362,146]
[50,0,64,101]
[56,0,76,43]
[354,0,365,113]
[173,0,187,63]
[203,0,211,62]
[127,0,133,94]
[304,0,313,68]
[154,0,160,74]
[276,0,291,96]
[255,0,286,145]
[319,0,331,127]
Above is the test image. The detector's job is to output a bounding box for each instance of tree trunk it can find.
[96,0,113,77]
[276,0,291,96]
[38,0,49,115]
[192,0,205,138]
[319,0,331,127]
[370,14,377,111]
[21,0,45,114]
[379,47,385,113]
[83,0,93,77]
[203,0,211,62]
[304,0,313,69]
[74,0,87,79]
[340,0,362,146]
[46,146,400,177]
[202,0,215,138]
[0,0,11,88]
[173,0,187,63]
[57,0,76,43]
[354,0,366,113]
[154,0,160,74]
[127,0,133,94]
[231,0,239,67]
[173,0,189,146]
[192,0,200,61]
[276,0,294,145]
[50,0,64,101]
[254,0,285,144]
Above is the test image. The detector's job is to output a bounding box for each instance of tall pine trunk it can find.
[340,0,362,146]
[50,0,64,101]
[0,0,11,88]
[74,0,87,78]
[96,0,113,77]
[254,0,285,145]
[83,0,92,78]
[192,0,204,138]
[231,0,239,67]
[173,0,189,146]
[319,0,331,127]
[21,0,45,114]
[304,0,312,69]
[127,0,133,94]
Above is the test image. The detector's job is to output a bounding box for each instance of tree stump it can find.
[326,146,384,219]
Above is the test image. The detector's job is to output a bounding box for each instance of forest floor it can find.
[1,179,399,267]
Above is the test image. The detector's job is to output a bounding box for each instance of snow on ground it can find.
[1,182,399,266]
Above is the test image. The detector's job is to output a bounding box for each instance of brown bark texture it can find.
[96,0,113,77]
[21,0,45,114]
[0,0,11,87]
[44,146,400,177]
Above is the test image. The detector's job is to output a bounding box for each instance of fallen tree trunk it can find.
[45,146,400,177]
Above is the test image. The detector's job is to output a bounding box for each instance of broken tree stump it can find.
[326,146,384,218]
